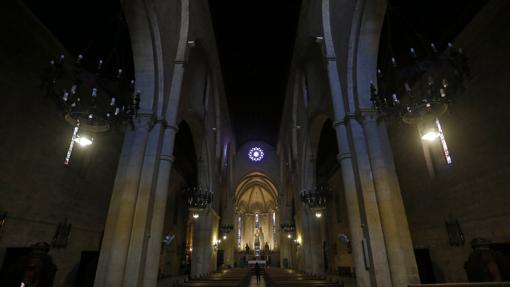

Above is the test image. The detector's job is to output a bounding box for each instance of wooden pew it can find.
[264,267,343,287]
[175,268,251,287]
[409,283,510,287]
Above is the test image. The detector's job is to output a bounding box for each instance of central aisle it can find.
[248,275,266,287]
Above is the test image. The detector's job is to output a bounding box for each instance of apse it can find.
[235,172,279,255]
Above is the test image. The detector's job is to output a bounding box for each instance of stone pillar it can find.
[333,120,371,287]
[142,123,179,286]
[362,111,420,285]
[325,41,393,284]
[300,209,313,273]
[191,209,219,276]
[94,115,158,287]
[223,232,234,267]
[309,214,324,275]
[122,120,164,287]
[347,116,392,286]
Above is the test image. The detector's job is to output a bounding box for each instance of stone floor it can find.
[248,275,266,287]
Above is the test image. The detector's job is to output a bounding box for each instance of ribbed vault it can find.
[235,172,278,214]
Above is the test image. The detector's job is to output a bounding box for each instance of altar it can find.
[247,259,267,267]
[234,251,280,268]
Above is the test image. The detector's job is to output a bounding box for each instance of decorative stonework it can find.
[248,147,264,162]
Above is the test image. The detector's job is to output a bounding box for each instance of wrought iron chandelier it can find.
[370,43,469,125]
[280,223,296,233]
[370,4,469,135]
[281,223,296,239]
[219,224,234,239]
[183,186,213,218]
[300,185,329,218]
[43,53,141,165]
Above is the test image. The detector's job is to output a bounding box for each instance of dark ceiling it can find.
[380,0,489,66]
[209,0,302,147]
[22,0,133,77]
[23,0,487,151]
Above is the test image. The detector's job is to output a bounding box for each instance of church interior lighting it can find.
[300,185,329,215]
[421,129,441,141]
[248,147,264,162]
[73,134,93,146]
[42,23,141,167]
[370,6,469,143]
[2,0,505,285]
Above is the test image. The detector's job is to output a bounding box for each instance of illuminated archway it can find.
[234,172,279,257]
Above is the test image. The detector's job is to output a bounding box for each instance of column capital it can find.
[159,154,175,163]
[164,122,179,132]
[357,108,381,123]
[134,112,156,130]
[337,152,352,162]
[149,118,179,132]
[334,113,359,127]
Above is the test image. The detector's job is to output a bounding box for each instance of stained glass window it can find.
[436,118,453,165]
[272,212,277,248]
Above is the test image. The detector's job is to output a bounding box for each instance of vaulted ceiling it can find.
[235,172,278,214]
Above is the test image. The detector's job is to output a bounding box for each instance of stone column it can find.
[94,114,158,287]
[362,110,420,285]
[309,214,324,275]
[191,209,219,276]
[347,116,392,286]
[333,120,371,287]
[122,120,163,287]
[325,41,392,284]
[300,209,313,273]
[191,212,206,277]
[142,123,179,286]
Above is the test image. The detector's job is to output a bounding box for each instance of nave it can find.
[1,0,510,287]
[173,267,344,287]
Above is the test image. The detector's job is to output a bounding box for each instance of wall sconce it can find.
[293,238,301,247]
[219,224,233,240]
[213,239,222,251]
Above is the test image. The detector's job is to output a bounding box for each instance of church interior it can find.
[1,0,510,286]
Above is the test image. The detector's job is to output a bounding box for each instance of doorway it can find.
[414,248,436,283]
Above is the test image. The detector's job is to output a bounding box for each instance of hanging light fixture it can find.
[370,6,469,132]
[219,224,234,239]
[42,9,141,166]
[48,54,141,166]
[281,223,296,239]
[300,185,329,218]
[371,43,468,125]
[183,186,213,219]
[420,128,441,141]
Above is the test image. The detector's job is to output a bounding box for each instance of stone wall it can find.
[0,1,122,286]
[389,0,510,282]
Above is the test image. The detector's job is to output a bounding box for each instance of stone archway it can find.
[234,172,279,267]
